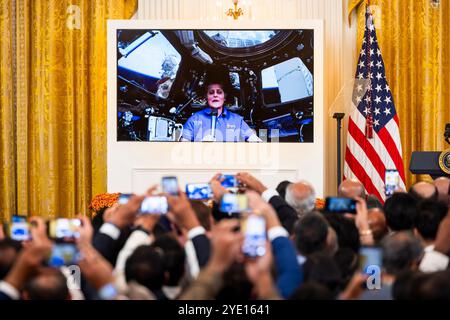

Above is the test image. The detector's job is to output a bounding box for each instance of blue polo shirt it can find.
[181,108,255,142]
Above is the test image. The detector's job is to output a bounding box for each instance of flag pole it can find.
[333,112,345,190]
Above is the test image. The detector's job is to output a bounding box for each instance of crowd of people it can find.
[0,172,449,300]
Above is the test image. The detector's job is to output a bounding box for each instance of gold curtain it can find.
[0,0,136,221]
[0,0,16,222]
[348,0,450,188]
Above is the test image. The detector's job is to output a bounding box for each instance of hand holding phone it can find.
[235,172,267,194]
[140,196,168,214]
[209,173,229,204]
[118,193,133,204]
[162,176,179,196]
[48,218,81,243]
[47,243,80,267]
[385,169,400,198]
[8,216,31,241]
[185,183,212,200]
[220,175,239,188]
[209,219,244,271]
[241,214,266,258]
[219,194,249,214]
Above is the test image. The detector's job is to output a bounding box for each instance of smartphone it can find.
[220,175,239,188]
[48,218,81,243]
[385,169,400,198]
[9,215,30,241]
[185,183,213,200]
[324,197,357,214]
[241,214,266,258]
[359,246,383,274]
[162,176,179,196]
[47,243,80,267]
[219,194,249,213]
[118,193,133,204]
[140,196,168,214]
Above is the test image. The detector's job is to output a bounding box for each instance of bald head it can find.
[285,181,316,218]
[338,179,365,199]
[409,181,438,202]
[23,267,70,300]
[381,231,423,276]
[368,208,388,243]
[434,177,450,205]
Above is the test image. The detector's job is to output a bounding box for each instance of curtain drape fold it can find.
[0,0,16,221]
[0,0,137,221]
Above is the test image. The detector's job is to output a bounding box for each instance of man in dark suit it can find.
[236,172,298,234]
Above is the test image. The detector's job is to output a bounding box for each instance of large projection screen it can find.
[107,20,325,196]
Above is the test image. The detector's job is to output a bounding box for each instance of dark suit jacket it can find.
[92,232,120,266]
[268,195,298,235]
[92,225,132,266]
[272,236,303,299]
[191,234,211,268]
[0,291,13,300]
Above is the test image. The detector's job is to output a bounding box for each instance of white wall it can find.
[110,0,358,196]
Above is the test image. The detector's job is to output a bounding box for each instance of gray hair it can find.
[285,181,316,218]
[381,231,423,276]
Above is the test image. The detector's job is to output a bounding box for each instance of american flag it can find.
[344,9,406,203]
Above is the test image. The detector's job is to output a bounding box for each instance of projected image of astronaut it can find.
[116,29,315,142]
[180,69,261,142]
[156,55,178,99]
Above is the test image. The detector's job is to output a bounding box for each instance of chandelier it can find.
[226,0,244,20]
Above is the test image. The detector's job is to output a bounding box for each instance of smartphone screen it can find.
[220,175,239,188]
[140,196,168,214]
[9,215,30,241]
[385,169,400,198]
[324,197,357,214]
[219,194,249,213]
[118,193,133,204]
[162,176,179,196]
[48,219,81,243]
[359,246,383,274]
[185,183,212,200]
[242,214,266,258]
[47,243,80,267]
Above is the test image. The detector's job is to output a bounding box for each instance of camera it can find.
[47,243,80,267]
[118,193,133,204]
[385,169,400,198]
[162,176,179,196]
[220,175,239,188]
[8,215,30,241]
[140,196,168,214]
[219,194,249,214]
[241,214,266,258]
[185,183,212,200]
[48,218,81,243]
[324,197,357,214]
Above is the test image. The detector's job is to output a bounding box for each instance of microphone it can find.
[173,93,198,115]
[211,109,218,140]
